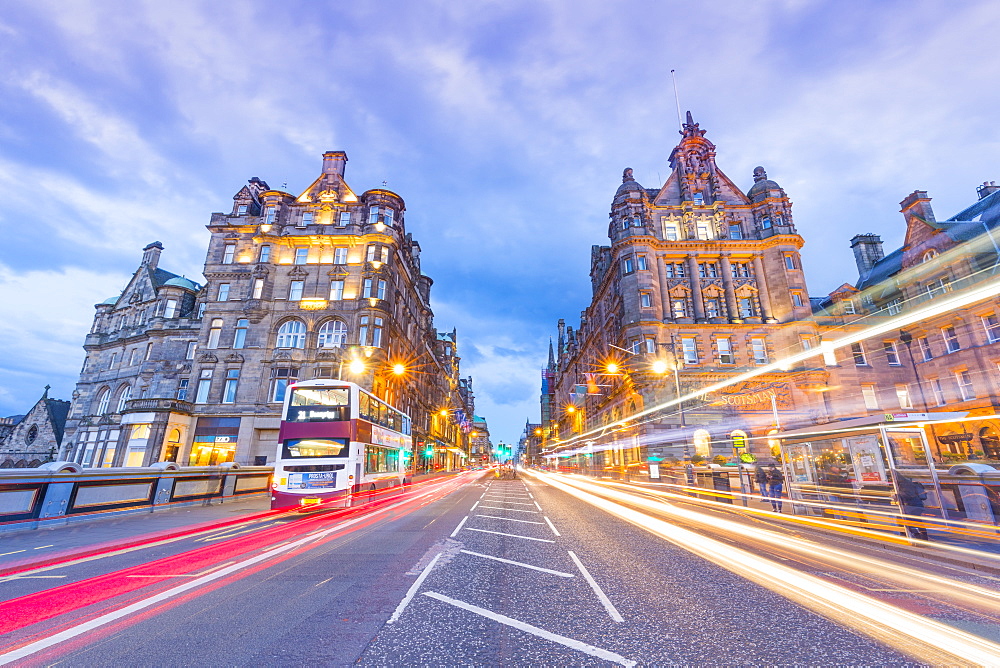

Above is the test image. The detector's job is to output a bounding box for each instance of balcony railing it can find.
[123,398,194,414]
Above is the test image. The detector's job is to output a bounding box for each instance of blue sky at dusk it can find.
[1,0,999,443]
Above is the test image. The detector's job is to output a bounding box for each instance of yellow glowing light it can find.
[343,291,357,300]
[299,299,328,310]
[260,224,272,233]
[606,362,620,374]
[348,359,366,374]
[440,410,449,417]
[370,261,383,269]
[470,431,478,437]
[392,363,406,376]
[652,360,669,374]
[567,405,576,414]
[375,222,386,232]
[368,298,378,307]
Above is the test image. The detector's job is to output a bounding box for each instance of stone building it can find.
[63,151,470,468]
[0,387,70,467]
[544,113,829,464]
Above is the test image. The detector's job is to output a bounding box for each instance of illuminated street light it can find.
[567,405,576,414]
[651,359,669,374]
[348,359,366,374]
[392,363,406,376]
[440,409,449,417]
[605,362,620,374]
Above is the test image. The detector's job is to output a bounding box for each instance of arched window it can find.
[116,385,132,413]
[276,319,306,349]
[318,320,348,348]
[693,429,712,458]
[922,249,938,263]
[96,388,111,415]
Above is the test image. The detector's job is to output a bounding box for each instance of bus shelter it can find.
[775,413,971,534]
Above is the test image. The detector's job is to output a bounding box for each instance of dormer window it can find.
[761,216,772,229]
[922,249,938,263]
[338,211,351,227]
[728,223,743,239]
[237,204,248,216]
[264,208,276,225]
[299,212,314,227]
[693,193,704,206]
[663,223,679,241]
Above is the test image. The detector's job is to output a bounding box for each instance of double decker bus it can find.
[271,379,412,509]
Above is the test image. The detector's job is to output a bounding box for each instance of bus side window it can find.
[359,393,370,421]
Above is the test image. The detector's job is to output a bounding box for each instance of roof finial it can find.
[43,384,50,398]
[622,167,634,183]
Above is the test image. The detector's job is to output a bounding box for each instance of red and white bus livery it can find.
[271,380,412,509]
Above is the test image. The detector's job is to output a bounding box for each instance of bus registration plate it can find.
[288,472,337,490]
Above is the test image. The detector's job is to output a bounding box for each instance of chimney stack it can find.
[899,190,936,225]
[322,151,348,177]
[849,234,883,277]
[141,242,164,270]
[977,181,999,200]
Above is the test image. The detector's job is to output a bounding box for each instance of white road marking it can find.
[543,516,561,537]
[470,501,480,511]
[32,545,54,550]
[450,516,469,538]
[422,591,635,667]
[463,528,554,543]
[459,549,575,577]
[474,514,544,525]
[0,575,67,581]
[568,550,624,623]
[387,552,442,624]
[476,505,539,514]
[0,550,26,557]
[533,500,543,511]
[482,499,536,506]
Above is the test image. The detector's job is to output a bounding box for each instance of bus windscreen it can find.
[286,387,350,422]
[283,438,350,458]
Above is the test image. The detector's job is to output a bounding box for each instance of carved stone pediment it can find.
[328,266,349,276]
[198,353,219,363]
[273,351,292,361]
[252,265,270,278]
[316,350,340,360]
[289,266,309,277]
[225,353,245,363]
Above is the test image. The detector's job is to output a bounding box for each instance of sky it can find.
[1,0,999,443]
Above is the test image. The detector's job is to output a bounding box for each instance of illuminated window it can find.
[851,343,867,366]
[728,223,742,239]
[918,336,932,361]
[861,384,879,410]
[223,369,240,404]
[338,211,351,227]
[982,314,1000,343]
[195,369,212,404]
[895,384,912,409]
[367,244,389,263]
[751,338,768,364]
[207,318,223,349]
[259,245,271,263]
[883,341,901,365]
[330,280,344,300]
[276,319,306,348]
[956,370,975,400]
[252,278,264,299]
[636,255,648,271]
[318,320,348,348]
[931,379,946,406]
[223,244,236,264]
[217,283,230,301]
[288,281,304,301]
[681,337,698,364]
[294,247,309,265]
[233,319,248,349]
[639,291,652,308]
[334,247,348,264]
[717,337,733,365]
[942,326,960,353]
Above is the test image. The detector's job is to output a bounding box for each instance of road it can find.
[0,470,999,666]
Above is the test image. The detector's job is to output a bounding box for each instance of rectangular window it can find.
[738,297,755,318]
[294,247,309,265]
[895,384,912,409]
[800,335,813,351]
[705,298,720,318]
[384,208,394,227]
[696,224,711,240]
[217,283,230,301]
[334,247,348,264]
[761,216,772,229]
[671,299,686,319]
[956,370,975,400]
[377,279,387,300]
[751,338,768,364]
[931,378,946,406]
[207,318,223,349]
[883,341,900,365]
[636,255,648,271]
[259,245,271,263]
[300,212,314,227]
[237,204,248,215]
[862,384,879,410]
[223,369,240,404]
[664,223,678,241]
[289,281,304,301]
[163,299,177,319]
[693,193,704,206]
[233,319,248,349]
[918,336,932,361]
[728,223,742,240]
[338,211,351,227]
[264,208,276,225]
[145,342,153,360]
[108,352,117,370]
[362,278,373,299]
[926,277,950,298]
[330,280,344,300]
[792,293,803,307]
[784,254,795,270]
[717,337,733,365]
[252,278,264,299]
[186,342,197,359]
[129,348,139,366]
[371,318,384,348]
[369,206,379,225]
[639,291,652,308]
[983,314,1000,343]
[851,342,867,366]
[644,337,656,354]
[843,300,856,315]
[886,298,902,315]
[943,326,960,353]
[681,337,698,364]
[195,369,212,404]
[270,368,298,403]
[223,244,236,264]
[176,379,189,402]
[622,257,634,274]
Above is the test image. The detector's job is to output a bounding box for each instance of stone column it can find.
[655,255,670,321]
[686,255,705,320]
[719,253,739,322]
[752,255,775,322]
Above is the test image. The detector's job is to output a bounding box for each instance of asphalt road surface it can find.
[1,470,998,666]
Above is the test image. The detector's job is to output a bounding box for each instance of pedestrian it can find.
[894,473,929,540]
[754,465,768,499]
[765,464,784,512]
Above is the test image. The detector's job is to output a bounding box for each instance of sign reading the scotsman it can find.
[705,382,793,409]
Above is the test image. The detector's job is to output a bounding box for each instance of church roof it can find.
[45,399,70,445]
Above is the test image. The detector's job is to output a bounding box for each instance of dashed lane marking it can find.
[543,516,561,537]
[422,592,635,667]
[568,550,624,623]
[388,552,442,624]
[463,528,554,543]
[459,549,575,577]
[450,516,469,538]
[533,500,543,511]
